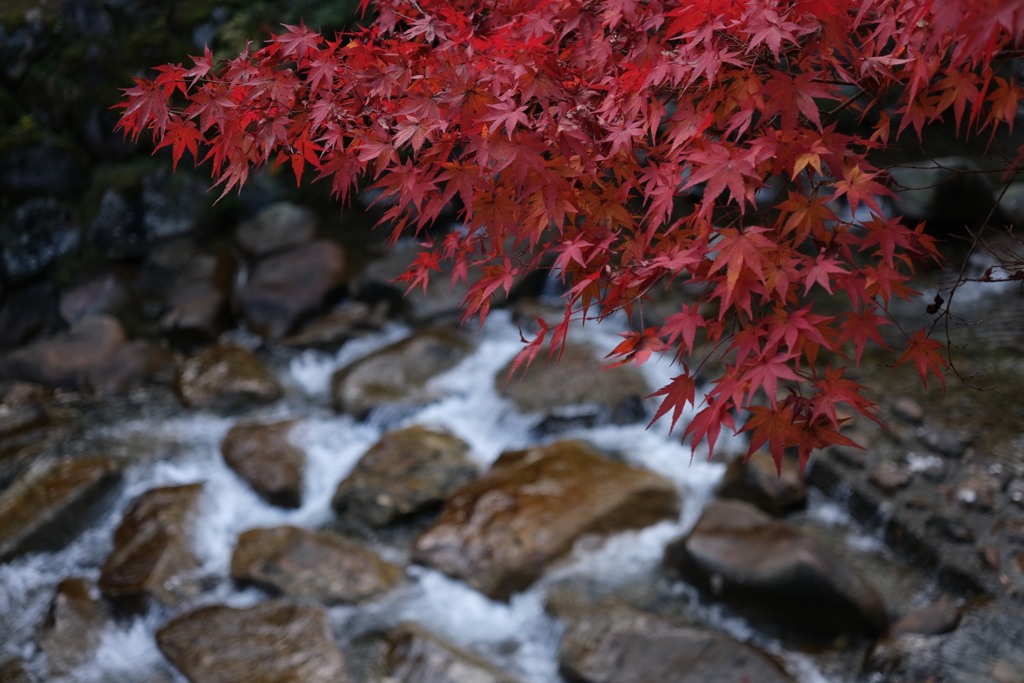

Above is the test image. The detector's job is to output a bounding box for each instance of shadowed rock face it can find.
[230,526,402,604]
[332,425,477,526]
[0,315,126,389]
[221,420,305,509]
[99,484,203,607]
[664,500,888,637]
[238,240,346,339]
[156,602,349,683]
[547,589,797,683]
[413,441,681,602]
[174,344,283,412]
[0,457,121,563]
[331,327,473,418]
[496,342,650,428]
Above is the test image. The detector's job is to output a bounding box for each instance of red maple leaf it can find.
[894,328,949,390]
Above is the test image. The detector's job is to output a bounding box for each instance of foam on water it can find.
[0,310,846,683]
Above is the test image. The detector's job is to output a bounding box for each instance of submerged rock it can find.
[156,602,349,683]
[231,526,401,604]
[331,327,473,418]
[413,441,680,601]
[496,342,649,428]
[715,451,806,516]
[174,344,283,412]
[547,589,796,683]
[0,314,125,389]
[222,421,305,509]
[383,622,523,683]
[0,457,120,563]
[235,201,317,256]
[36,577,108,677]
[664,500,887,636]
[238,240,346,339]
[332,425,477,526]
[98,484,203,607]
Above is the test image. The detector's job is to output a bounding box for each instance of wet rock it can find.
[235,202,317,256]
[496,343,649,427]
[333,425,477,526]
[925,514,975,543]
[664,499,887,636]
[0,314,126,389]
[0,402,48,457]
[0,659,31,683]
[997,181,1024,228]
[547,589,795,683]
[221,421,304,508]
[231,526,401,604]
[238,241,346,339]
[156,602,349,683]
[352,240,465,323]
[888,157,1001,234]
[174,344,283,412]
[870,462,913,495]
[383,622,522,683]
[331,327,473,418]
[413,441,681,601]
[919,426,969,458]
[0,141,82,198]
[84,339,176,395]
[160,252,233,342]
[281,300,390,349]
[893,397,924,424]
[0,198,80,284]
[98,484,202,606]
[715,451,806,516]
[0,283,61,348]
[36,577,108,676]
[59,273,128,325]
[1008,479,1024,507]
[866,601,1024,683]
[954,473,1001,511]
[889,597,962,636]
[139,167,207,241]
[0,457,120,563]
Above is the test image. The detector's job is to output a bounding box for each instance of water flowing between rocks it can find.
[0,310,948,682]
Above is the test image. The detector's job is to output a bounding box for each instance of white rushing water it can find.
[1,310,871,683]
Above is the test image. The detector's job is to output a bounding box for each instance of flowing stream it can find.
[0,310,912,682]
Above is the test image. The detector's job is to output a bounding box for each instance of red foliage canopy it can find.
[117,0,1024,473]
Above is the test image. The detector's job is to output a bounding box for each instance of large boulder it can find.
[715,451,806,516]
[0,314,125,388]
[888,157,1001,235]
[331,327,473,418]
[231,526,401,604]
[332,425,477,526]
[36,577,108,677]
[547,589,796,683]
[174,344,284,412]
[413,441,681,601]
[222,421,305,509]
[0,198,80,284]
[156,602,349,683]
[238,240,346,339]
[663,500,887,636]
[496,343,649,427]
[0,457,120,563]
[98,484,203,607]
[235,202,317,256]
[381,622,522,683]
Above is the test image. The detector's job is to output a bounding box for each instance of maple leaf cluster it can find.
[116,0,1024,474]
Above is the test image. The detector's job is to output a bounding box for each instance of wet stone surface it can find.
[221,420,305,509]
